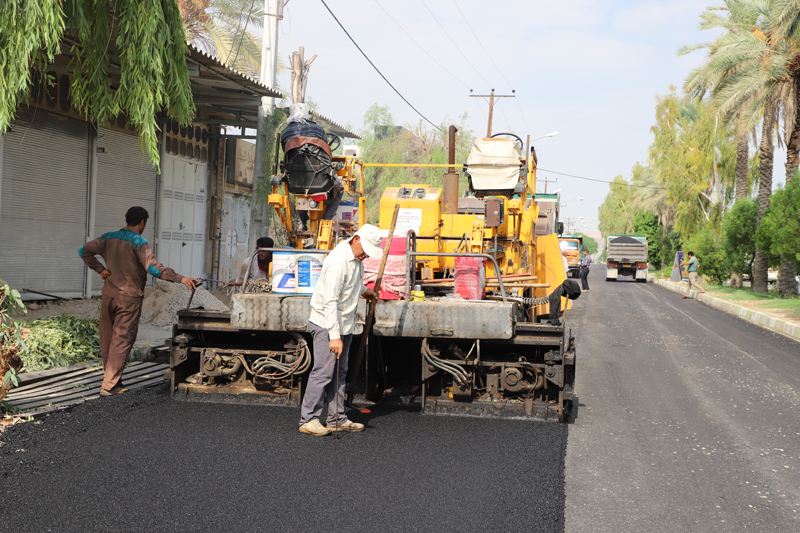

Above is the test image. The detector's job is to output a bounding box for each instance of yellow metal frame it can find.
[268,154,366,250]
[268,138,567,316]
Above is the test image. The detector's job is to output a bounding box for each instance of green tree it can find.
[0,0,195,168]
[755,180,800,292]
[581,236,598,256]
[648,91,737,235]
[723,198,758,281]
[598,176,635,238]
[632,211,664,266]
[680,0,764,201]
[356,104,475,222]
[683,224,730,284]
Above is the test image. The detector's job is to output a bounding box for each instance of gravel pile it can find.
[141,281,228,327]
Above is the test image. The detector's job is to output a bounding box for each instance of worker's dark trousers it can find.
[580,266,590,291]
[99,295,142,391]
[300,322,353,426]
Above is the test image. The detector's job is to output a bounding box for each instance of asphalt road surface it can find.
[2,267,799,532]
[1,387,566,532]
[566,267,800,532]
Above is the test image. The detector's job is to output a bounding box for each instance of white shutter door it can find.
[0,109,89,299]
[92,127,157,294]
[159,155,208,279]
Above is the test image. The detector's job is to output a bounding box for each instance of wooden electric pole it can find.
[470,89,515,137]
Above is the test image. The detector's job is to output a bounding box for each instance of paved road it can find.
[3,267,799,532]
[1,388,566,532]
[566,268,800,532]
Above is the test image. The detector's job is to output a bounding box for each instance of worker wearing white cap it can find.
[299,224,383,436]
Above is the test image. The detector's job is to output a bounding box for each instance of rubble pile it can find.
[141,281,228,328]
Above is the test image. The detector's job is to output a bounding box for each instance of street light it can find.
[531,131,559,142]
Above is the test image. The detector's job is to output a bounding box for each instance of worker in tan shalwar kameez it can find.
[80,206,197,396]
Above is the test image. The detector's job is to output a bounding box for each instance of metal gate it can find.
[0,109,90,299]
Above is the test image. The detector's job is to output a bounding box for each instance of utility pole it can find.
[539,176,556,194]
[249,0,283,253]
[469,89,515,137]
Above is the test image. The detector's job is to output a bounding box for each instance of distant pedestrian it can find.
[580,252,592,292]
[680,251,705,299]
[80,207,197,395]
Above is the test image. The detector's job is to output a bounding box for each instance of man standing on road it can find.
[80,206,197,396]
[680,251,705,299]
[580,251,592,292]
[298,225,381,436]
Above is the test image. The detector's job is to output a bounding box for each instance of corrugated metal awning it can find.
[187,45,359,139]
[187,43,283,129]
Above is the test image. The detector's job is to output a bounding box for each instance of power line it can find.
[320,0,444,133]
[419,0,492,88]
[537,168,668,190]
[373,0,470,89]
[451,0,510,88]
[451,0,530,132]
[496,98,512,132]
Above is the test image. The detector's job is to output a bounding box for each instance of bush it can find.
[723,198,757,279]
[756,180,800,264]
[682,225,730,284]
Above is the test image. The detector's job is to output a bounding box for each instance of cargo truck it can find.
[606,235,648,282]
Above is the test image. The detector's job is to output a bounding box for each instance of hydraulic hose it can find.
[251,332,311,379]
[422,339,470,385]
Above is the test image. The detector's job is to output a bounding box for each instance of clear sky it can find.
[270,0,785,233]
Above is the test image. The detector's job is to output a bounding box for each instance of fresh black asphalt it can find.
[1,382,566,532]
[6,267,799,533]
[566,268,800,532]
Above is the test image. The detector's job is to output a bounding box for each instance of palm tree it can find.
[685,0,797,293]
[177,0,265,77]
[769,0,800,296]
[680,1,764,201]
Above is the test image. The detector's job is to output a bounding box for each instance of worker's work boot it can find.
[328,419,364,432]
[99,384,129,396]
[299,419,332,436]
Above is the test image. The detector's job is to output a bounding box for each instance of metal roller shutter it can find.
[91,127,157,294]
[0,109,89,299]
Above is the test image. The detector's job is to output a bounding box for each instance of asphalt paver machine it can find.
[169,126,579,421]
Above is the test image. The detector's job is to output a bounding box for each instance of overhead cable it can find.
[373,0,470,89]
[450,0,530,133]
[320,0,444,133]
[537,168,668,190]
[451,0,511,88]
[419,0,492,88]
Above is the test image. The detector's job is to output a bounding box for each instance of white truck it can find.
[606,234,648,283]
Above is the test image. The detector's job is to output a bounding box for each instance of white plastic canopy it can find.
[465,138,522,191]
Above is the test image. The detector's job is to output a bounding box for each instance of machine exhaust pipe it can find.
[442,125,458,215]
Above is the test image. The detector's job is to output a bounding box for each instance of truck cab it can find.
[559,235,584,278]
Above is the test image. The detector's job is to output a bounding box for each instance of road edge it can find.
[652,278,800,344]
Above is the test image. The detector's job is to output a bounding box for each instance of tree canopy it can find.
[0,0,195,168]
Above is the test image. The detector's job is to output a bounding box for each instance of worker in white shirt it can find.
[298,225,382,436]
